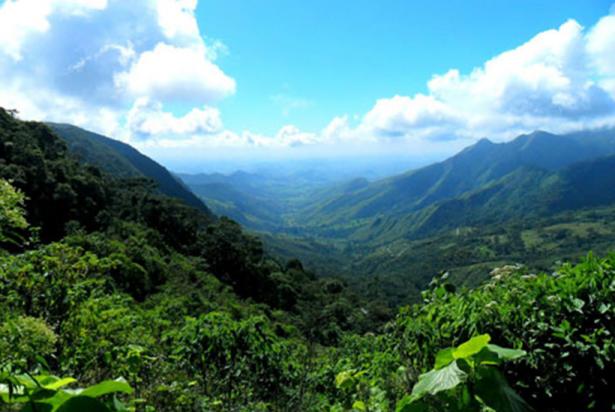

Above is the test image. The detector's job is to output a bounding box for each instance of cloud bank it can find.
[1,0,615,161]
[0,0,233,139]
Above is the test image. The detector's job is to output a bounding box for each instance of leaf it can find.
[335,371,355,390]
[55,396,111,412]
[352,400,366,411]
[79,380,133,398]
[20,391,72,412]
[43,378,77,391]
[411,361,467,398]
[434,348,455,369]
[486,344,526,362]
[19,403,53,412]
[475,347,501,366]
[396,395,429,412]
[474,367,533,412]
[453,334,491,360]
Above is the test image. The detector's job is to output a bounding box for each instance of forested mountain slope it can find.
[0,108,613,411]
[303,129,615,228]
[175,128,615,307]
[48,123,209,213]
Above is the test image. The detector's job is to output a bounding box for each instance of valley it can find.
[179,129,615,305]
[2,2,615,410]
[0,108,613,411]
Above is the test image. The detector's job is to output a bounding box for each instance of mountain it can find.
[180,128,615,246]
[177,128,615,304]
[303,130,615,229]
[1,109,611,412]
[48,123,210,213]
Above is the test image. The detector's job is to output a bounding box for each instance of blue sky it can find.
[1,0,615,170]
[199,0,613,135]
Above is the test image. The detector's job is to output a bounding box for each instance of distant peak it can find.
[475,137,493,146]
[519,130,556,141]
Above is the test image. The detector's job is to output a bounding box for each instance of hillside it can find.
[48,123,210,213]
[182,129,615,243]
[301,130,615,229]
[180,129,615,305]
[1,108,614,411]
[177,169,367,231]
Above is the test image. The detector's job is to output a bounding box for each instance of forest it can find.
[0,108,613,411]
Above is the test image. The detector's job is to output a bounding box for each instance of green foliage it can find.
[2,110,614,411]
[0,179,28,244]
[0,317,57,369]
[49,123,210,213]
[170,312,293,408]
[396,334,530,412]
[0,371,132,412]
[0,181,24,225]
[394,254,615,411]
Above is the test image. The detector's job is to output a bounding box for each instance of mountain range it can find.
[30,118,615,304]
[177,128,615,302]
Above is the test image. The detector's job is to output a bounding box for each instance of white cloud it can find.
[361,94,463,139]
[116,42,235,103]
[2,0,615,162]
[587,12,615,93]
[353,16,615,143]
[127,97,223,139]
[0,0,107,61]
[0,0,234,141]
[322,115,353,141]
[275,125,318,147]
[155,0,200,42]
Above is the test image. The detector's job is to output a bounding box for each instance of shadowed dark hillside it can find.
[48,123,210,213]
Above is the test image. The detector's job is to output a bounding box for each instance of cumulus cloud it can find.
[587,12,615,94]
[275,125,318,147]
[352,15,615,143]
[2,0,615,160]
[0,0,234,142]
[116,42,235,103]
[127,98,223,139]
[361,94,463,139]
[0,0,108,61]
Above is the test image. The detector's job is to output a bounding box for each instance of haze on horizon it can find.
[1,0,615,173]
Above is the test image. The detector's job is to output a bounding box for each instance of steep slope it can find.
[48,123,210,213]
[410,153,615,237]
[306,129,615,227]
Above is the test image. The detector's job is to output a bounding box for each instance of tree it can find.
[0,179,28,246]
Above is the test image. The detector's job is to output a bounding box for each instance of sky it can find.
[1,0,615,171]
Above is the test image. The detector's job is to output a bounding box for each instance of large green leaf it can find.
[79,380,133,398]
[395,395,429,412]
[411,361,467,398]
[434,347,455,369]
[55,396,110,412]
[475,367,533,412]
[453,334,491,360]
[43,378,77,391]
[486,344,526,361]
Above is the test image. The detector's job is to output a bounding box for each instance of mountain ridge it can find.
[48,123,210,214]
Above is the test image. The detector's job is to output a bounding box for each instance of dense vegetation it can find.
[182,129,615,305]
[1,109,613,410]
[49,123,209,213]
